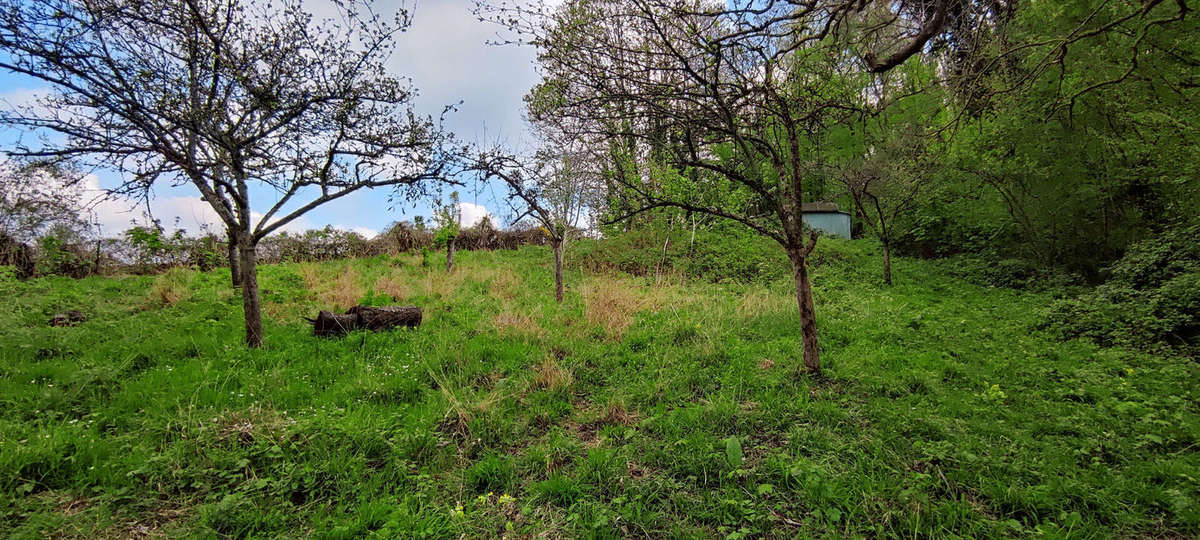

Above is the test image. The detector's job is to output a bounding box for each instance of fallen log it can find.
[347,305,423,331]
[309,305,422,337]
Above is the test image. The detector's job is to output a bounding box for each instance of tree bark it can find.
[311,305,422,336]
[552,238,564,303]
[237,234,263,348]
[788,247,821,373]
[227,227,241,287]
[347,305,423,331]
[445,236,456,272]
[882,239,893,286]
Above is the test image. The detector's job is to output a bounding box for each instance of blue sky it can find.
[0,0,542,238]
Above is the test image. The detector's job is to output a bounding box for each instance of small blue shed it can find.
[801,202,852,239]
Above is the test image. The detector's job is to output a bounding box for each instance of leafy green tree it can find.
[481,0,1016,371]
[433,193,463,272]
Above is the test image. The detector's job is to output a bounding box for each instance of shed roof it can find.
[801,202,841,213]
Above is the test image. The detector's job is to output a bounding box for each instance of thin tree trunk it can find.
[882,239,893,286]
[788,247,820,373]
[227,227,241,287]
[552,239,564,303]
[689,213,696,249]
[870,196,893,286]
[445,236,456,272]
[238,234,263,348]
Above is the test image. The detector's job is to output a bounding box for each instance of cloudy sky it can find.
[0,0,542,238]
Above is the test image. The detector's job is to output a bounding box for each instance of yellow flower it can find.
[1125,368,1135,376]
[498,494,516,505]
[451,504,464,518]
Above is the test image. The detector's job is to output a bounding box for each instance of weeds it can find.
[1,244,1196,538]
[532,354,573,391]
[146,267,191,306]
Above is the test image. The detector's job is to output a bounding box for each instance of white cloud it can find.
[457,201,493,228]
[341,226,380,239]
[0,87,52,118]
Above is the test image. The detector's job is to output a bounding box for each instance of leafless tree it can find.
[0,161,93,243]
[474,137,597,303]
[837,122,932,285]
[0,0,464,347]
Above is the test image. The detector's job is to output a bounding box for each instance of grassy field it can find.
[1,240,1197,538]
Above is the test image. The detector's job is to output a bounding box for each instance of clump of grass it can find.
[301,263,364,309]
[494,307,544,338]
[736,286,791,318]
[486,268,522,300]
[420,267,467,298]
[532,354,573,391]
[147,268,192,306]
[582,277,645,338]
[373,274,408,302]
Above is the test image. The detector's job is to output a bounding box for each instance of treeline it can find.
[0,219,550,279]
[513,0,1199,286]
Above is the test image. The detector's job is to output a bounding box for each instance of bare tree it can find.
[0,161,93,244]
[0,0,463,347]
[474,139,596,303]
[837,122,932,285]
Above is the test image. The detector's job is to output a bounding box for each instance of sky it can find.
[0,0,543,239]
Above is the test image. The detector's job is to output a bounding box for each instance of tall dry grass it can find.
[373,274,409,302]
[736,287,793,318]
[494,307,545,338]
[301,263,364,310]
[532,354,573,391]
[146,268,192,306]
[581,276,699,338]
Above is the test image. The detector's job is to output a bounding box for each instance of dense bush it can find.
[1044,225,1200,355]
[572,221,790,283]
[933,255,1079,290]
[4,220,552,279]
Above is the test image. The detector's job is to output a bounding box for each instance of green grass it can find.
[0,241,1196,538]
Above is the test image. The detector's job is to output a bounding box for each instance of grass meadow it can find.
[1,240,1197,538]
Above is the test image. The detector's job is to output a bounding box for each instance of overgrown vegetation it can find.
[1045,225,1200,357]
[1,239,1195,537]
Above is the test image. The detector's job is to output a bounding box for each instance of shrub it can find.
[573,220,790,283]
[936,255,1077,290]
[1044,225,1200,355]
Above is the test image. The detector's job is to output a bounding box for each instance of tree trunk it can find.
[311,305,422,336]
[445,236,456,272]
[788,248,821,373]
[238,234,263,348]
[227,227,241,287]
[552,239,564,303]
[882,239,893,286]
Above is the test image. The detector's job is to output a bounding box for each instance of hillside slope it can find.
[0,242,1196,538]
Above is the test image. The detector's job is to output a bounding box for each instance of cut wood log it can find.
[309,305,422,337]
[312,310,360,337]
[346,305,423,331]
